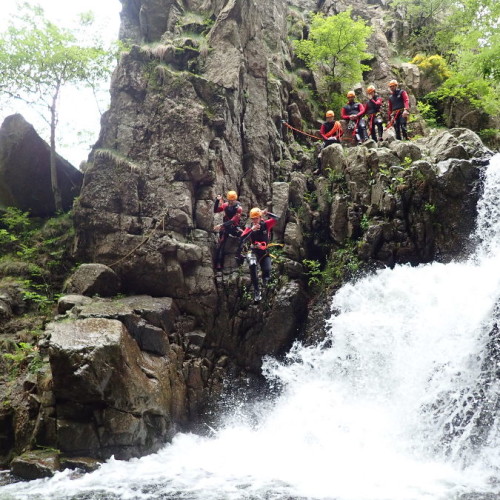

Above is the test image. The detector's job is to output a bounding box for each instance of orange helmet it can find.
[226,190,238,200]
[325,110,335,117]
[347,91,356,98]
[249,207,261,219]
[366,85,376,93]
[388,79,398,87]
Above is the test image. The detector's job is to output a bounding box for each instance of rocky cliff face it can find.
[1,0,494,475]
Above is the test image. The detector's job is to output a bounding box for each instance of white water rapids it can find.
[2,155,500,500]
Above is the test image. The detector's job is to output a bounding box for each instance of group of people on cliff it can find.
[213,191,278,303]
[319,80,409,148]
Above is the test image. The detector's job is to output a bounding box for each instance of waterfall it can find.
[2,155,500,500]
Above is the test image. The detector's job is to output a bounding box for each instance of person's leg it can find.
[214,233,227,269]
[394,114,402,140]
[375,117,383,141]
[400,115,408,140]
[260,255,272,287]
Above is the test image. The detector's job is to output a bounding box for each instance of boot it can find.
[253,289,262,303]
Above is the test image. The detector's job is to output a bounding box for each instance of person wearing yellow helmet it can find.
[387,79,410,140]
[213,190,243,270]
[363,85,384,142]
[235,207,279,302]
[341,90,368,144]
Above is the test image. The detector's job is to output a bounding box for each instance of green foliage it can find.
[392,0,500,129]
[303,241,361,292]
[3,342,43,378]
[424,203,437,214]
[360,214,370,232]
[293,10,372,101]
[0,2,116,210]
[389,0,452,53]
[417,100,438,127]
[0,3,115,106]
[0,209,75,314]
[423,73,499,124]
[411,54,451,95]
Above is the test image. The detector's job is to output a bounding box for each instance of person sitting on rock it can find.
[235,207,278,303]
[387,79,410,140]
[213,190,242,270]
[363,85,384,142]
[315,110,344,174]
[341,91,368,144]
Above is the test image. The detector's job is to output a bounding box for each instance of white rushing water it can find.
[2,155,500,500]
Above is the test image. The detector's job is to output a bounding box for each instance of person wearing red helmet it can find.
[235,207,278,302]
[387,79,410,140]
[341,91,368,144]
[363,85,384,142]
[213,190,242,270]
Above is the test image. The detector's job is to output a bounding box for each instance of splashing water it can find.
[2,155,500,500]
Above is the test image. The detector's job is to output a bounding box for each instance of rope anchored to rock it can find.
[108,210,169,268]
[281,120,322,141]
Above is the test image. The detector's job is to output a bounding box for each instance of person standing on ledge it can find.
[341,91,368,144]
[387,79,410,140]
[364,85,384,142]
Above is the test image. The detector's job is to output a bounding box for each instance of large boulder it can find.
[47,317,181,459]
[63,263,121,297]
[0,114,83,216]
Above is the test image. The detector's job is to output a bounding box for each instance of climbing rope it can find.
[281,121,322,141]
[108,210,169,268]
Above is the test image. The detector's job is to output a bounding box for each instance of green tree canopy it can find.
[0,2,115,212]
[293,10,372,103]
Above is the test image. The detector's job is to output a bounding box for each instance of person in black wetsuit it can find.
[213,190,242,270]
[235,207,278,302]
[315,110,344,174]
[387,79,410,140]
[364,85,384,142]
[341,91,368,144]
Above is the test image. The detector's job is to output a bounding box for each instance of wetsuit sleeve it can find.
[237,228,252,253]
[265,218,277,230]
[402,91,410,110]
[388,99,393,118]
[336,121,344,138]
[374,97,383,107]
[320,123,328,140]
[356,104,365,118]
[341,106,350,120]
[214,198,223,213]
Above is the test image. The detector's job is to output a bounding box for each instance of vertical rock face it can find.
[75,0,294,304]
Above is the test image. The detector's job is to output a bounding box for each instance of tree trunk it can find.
[50,93,62,213]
